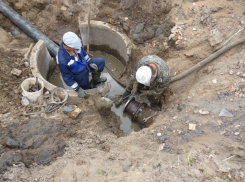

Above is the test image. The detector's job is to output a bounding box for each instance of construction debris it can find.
[63,105,82,119]
[189,123,196,130]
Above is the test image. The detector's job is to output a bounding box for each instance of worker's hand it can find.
[89,63,98,72]
[78,87,87,98]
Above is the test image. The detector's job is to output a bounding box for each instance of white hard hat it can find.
[63,32,82,49]
[136,66,152,86]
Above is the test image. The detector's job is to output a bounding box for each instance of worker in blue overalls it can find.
[56,32,107,98]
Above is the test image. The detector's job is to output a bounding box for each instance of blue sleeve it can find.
[56,55,80,91]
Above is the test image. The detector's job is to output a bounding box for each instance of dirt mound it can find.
[0,117,85,173]
[96,0,174,45]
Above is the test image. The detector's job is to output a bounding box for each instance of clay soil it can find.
[0,0,245,181]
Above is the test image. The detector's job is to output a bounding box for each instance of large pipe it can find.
[0,0,58,57]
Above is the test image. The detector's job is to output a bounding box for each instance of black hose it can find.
[0,0,58,57]
[170,35,245,83]
[104,66,127,88]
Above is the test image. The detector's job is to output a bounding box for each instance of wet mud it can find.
[0,118,80,173]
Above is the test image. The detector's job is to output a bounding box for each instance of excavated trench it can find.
[30,20,149,134]
[0,19,140,174]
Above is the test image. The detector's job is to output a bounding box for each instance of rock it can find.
[169,34,178,41]
[209,29,223,47]
[158,143,165,151]
[123,22,130,32]
[200,14,209,24]
[6,137,19,148]
[228,174,232,179]
[199,110,209,115]
[234,132,239,136]
[157,133,162,137]
[193,6,199,11]
[173,116,178,120]
[212,79,217,83]
[193,28,197,31]
[97,82,111,97]
[217,120,223,125]
[229,70,234,75]
[123,0,134,9]
[159,136,167,143]
[44,91,50,95]
[134,23,144,34]
[194,109,199,114]
[155,20,175,37]
[142,27,155,40]
[189,123,196,130]
[94,97,113,110]
[219,108,234,118]
[6,173,15,180]
[24,61,29,67]
[123,159,132,172]
[181,24,186,29]
[14,89,19,94]
[220,131,226,135]
[240,171,244,179]
[11,68,22,77]
[21,135,48,149]
[130,33,144,44]
[61,6,67,11]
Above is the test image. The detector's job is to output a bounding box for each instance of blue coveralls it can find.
[56,43,105,90]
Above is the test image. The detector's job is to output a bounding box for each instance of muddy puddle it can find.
[49,51,141,134]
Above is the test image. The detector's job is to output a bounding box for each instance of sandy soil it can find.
[0,0,245,181]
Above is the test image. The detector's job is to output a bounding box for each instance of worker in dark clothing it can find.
[56,32,107,97]
[114,55,170,111]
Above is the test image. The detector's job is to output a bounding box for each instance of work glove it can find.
[78,87,87,98]
[89,63,98,72]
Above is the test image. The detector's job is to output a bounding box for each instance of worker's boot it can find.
[91,72,107,88]
[114,90,131,107]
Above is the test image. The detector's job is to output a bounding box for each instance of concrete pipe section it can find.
[30,20,133,98]
[79,20,132,66]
